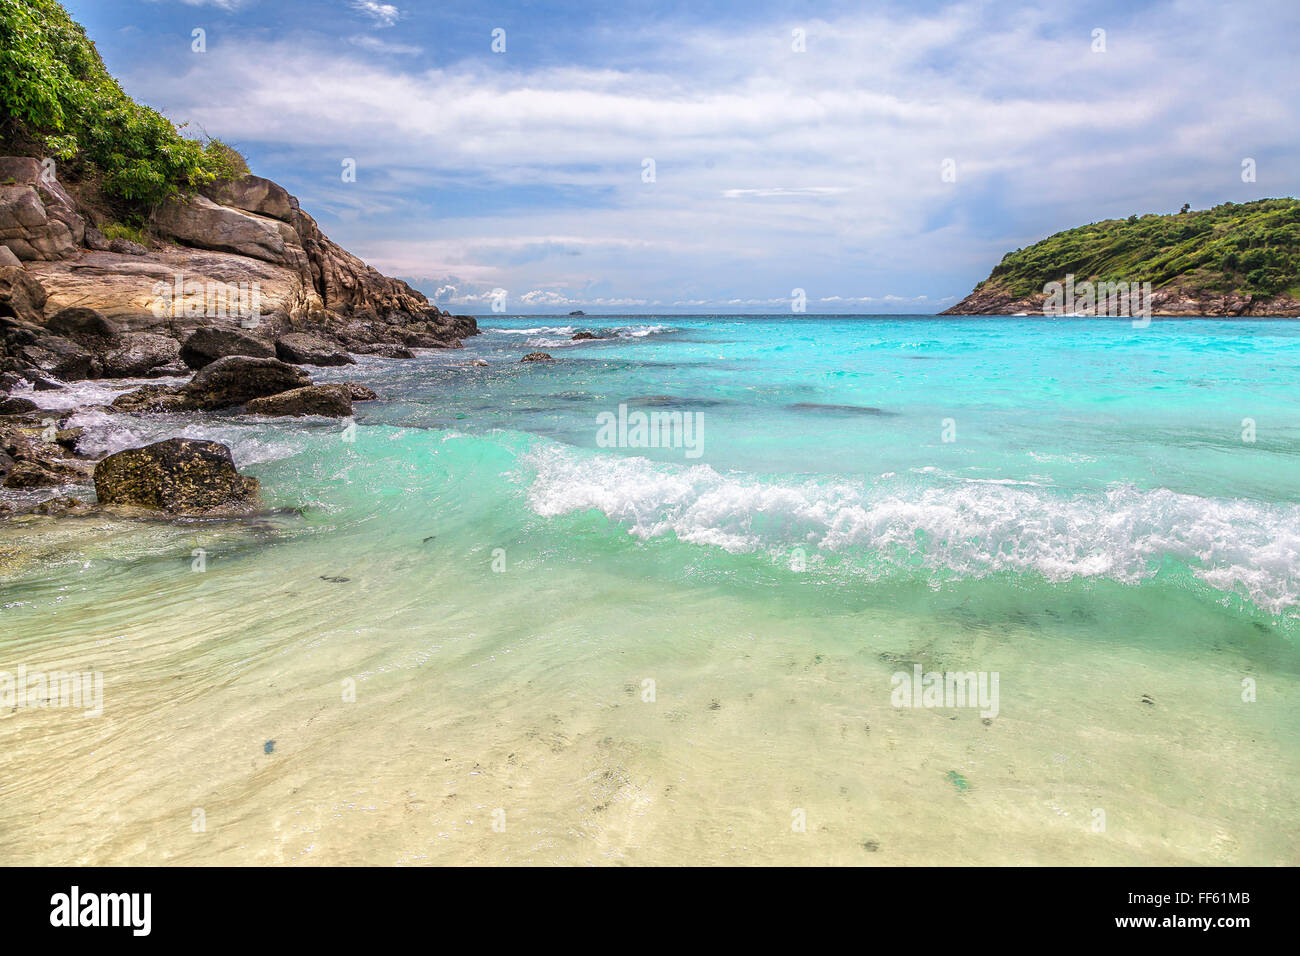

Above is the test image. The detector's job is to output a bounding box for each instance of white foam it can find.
[523,445,1300,613]
[10,375,187,412]
[65,408,300,467]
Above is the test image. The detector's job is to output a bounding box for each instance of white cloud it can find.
[350,1,400,27]
[123,0,1300,310]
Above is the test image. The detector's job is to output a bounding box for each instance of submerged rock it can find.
[245,383,353,418]
[342,382,378,401]
[93,438,260,514]
[181,355,310,410]
[110,383,189,413]
[350,342,414,359]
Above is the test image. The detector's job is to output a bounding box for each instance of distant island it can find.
[568,310,586,316]
[943,199,1300,316]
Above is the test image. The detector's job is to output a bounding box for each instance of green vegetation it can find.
[0,0,246,219]
[980,199,1300,298]
[99,221,148,246]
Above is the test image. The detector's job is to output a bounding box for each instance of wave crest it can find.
[524,445,1300,613]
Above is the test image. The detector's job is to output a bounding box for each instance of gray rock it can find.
[181,355,310,409]
[45,306,121,341]
[102,332,182,377]
[521,352,555,362]
[180,326,276,369]
[275,332,355,366]
[107,237,148,256]
[0,265,48,325]
[205,175,294,222]
[245,384,353,417]
[153,193,294,265]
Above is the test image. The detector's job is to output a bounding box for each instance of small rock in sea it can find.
[320,574,350,583]
[709,699,721,711]
[861,840,881,852]
[0,396,39,415]
[982,717,993,726]
[264,740,275,755]
[1141,694,1155,706]
[93,438,260,515]
[422,535,436,544]
[342,382,378,402]
[571,331,599,340]
[245,383,353,418]
[520,352,555,363]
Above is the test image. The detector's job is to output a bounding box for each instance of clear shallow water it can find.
[1,315,1298,865]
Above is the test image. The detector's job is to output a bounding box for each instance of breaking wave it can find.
[523,444,1300,614]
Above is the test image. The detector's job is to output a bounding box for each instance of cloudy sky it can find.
[65,0,1300,313]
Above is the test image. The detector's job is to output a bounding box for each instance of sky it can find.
[61,0,1300,313]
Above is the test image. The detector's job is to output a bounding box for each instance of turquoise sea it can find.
[1,315,1297,864]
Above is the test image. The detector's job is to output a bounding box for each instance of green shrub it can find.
[0,0,248,216]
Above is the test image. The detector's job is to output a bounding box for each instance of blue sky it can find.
[64,0,1300,313]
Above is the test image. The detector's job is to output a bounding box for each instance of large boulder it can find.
[153,194,296,265]
[181,355,310,409]
[275,332,354,366]
[44,306,121,341]
[93,438,260,514]
[245,384,353,417]
[102,332,183,377]
[205,175,294,222]
[180,326,276,369]
[18,334,98,380]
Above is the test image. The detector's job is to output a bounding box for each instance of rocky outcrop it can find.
[521,352,555,362]
[941,280,1300,316]
[275,332,354,366]
[245,384,353,417]
[181,355,310,410]
[1,158,477,345]
[93,438,259,514]
[0,157,83,261]
[180,326,276,368]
